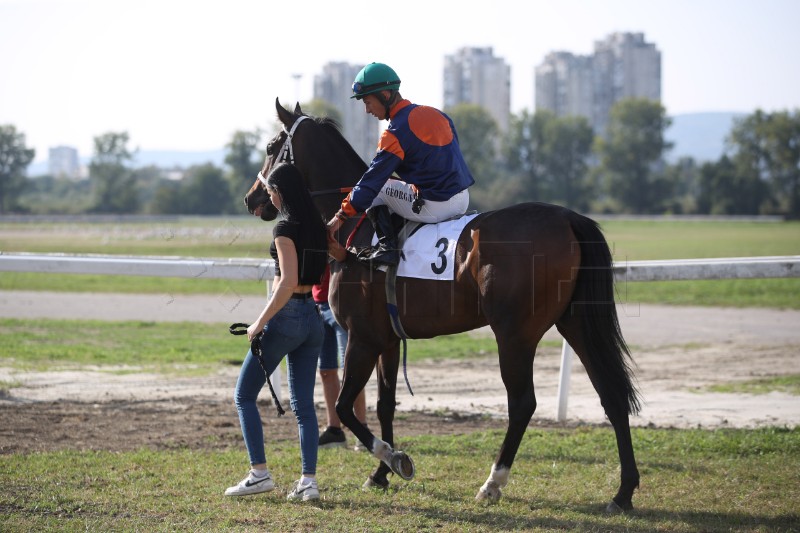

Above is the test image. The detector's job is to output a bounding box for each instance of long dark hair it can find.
[266,163,327,283]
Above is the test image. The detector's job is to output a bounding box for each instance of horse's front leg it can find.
[362,342,415,489]
[335,337,377,449]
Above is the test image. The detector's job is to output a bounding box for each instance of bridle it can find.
[256,115,353,198]
[257,115,310,187]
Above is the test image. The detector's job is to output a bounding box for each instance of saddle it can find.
[346,211,479,281]
[343,211,480,396]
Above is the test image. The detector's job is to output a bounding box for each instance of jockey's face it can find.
[362,93,388,120]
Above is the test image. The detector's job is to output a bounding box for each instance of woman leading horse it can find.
[245,98,641,513]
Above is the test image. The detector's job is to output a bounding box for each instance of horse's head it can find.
[244,98,308,221]
[244,97,369,222]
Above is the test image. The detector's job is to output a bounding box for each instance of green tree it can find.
[300,99,342,124]
[539,114,594,210]
[497,109,548,208]
[147,180,182,215]
[183,163,231,214]
[0,124,35,213]
[89,131,138,213]
[697,155,768,215]
[595,99,673,213]
[661,157,701,214]
[225,129,262,210]
[445,104,501,211]
[728,109,800,218]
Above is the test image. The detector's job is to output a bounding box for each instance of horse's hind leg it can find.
[556,315,640,512]
[476,332,538,503]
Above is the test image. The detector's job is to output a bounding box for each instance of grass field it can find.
[2,218,799,531]
[1,426,798,531]
[0,317,516,373]
[2,216,799,308]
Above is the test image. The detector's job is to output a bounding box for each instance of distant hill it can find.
[27,149,226,177]
[26,112,745,176]
[665,112,745,163]
[131,149,226,169]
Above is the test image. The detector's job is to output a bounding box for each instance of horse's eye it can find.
[266,142,274,156]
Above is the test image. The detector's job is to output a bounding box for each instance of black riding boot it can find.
[358,205,400,267]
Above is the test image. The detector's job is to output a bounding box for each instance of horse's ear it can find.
[294,102,303,115]
[275,97,294,128]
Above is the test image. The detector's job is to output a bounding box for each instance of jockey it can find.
[326,62,475,267]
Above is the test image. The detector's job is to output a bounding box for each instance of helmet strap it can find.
[376,90,397,121]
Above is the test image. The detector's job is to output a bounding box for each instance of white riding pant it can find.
[371,178,470,223]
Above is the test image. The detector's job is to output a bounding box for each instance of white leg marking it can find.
[489,464,510,488]
[372,438,393,465]
[476,464,510,502]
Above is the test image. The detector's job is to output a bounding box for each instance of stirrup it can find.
[356,246,399,267]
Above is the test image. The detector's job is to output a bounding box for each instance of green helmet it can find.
[351,62,401,100]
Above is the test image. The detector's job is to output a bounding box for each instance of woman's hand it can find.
[328,232,347,262]
[327,215,344,239]
[246,323,261,342]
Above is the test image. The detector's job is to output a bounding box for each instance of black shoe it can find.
[318,426,346,448]
[358,205,400,267]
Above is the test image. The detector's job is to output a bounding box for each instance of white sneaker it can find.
[224,470,275,496]
[287,478,320,501]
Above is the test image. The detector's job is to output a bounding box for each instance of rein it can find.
[229,323,286,417]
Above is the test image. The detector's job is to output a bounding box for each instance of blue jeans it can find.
[233,296,323,474]
[318,302,347,371]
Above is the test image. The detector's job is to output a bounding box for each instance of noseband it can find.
[257,115,310,187]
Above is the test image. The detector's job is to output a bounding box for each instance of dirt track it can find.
[1,291,799,454]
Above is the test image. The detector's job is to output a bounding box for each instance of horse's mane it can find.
[306,114,369,170]
[314,115,342,131]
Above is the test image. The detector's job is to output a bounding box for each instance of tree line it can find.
[1,100,798,218]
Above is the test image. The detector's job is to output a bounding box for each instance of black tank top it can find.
[269,220,326,285]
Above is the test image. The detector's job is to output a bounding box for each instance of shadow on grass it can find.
[317,490,799,532]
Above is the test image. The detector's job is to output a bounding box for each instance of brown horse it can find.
[245,99,641,512]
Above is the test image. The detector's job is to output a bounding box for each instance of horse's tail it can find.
[565,211,641,416]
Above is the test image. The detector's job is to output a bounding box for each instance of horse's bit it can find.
[256,115,310,187]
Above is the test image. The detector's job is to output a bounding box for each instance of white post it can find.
[556,340,574,422]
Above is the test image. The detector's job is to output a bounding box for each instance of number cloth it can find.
[371,213,479,280]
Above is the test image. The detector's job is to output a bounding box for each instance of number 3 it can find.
[431,237,449,274]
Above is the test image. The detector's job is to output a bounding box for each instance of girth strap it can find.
[384,220,422,396]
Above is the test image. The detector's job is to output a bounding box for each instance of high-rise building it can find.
[535,52,594,120]
[48,146,80,179]
[443,47,511,133]
[535,32,661,136]
[313,62,379,164]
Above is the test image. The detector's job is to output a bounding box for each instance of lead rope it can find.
[229,323,285,417]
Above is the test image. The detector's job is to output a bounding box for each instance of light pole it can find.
[291,73,302,104]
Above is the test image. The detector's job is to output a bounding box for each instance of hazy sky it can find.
[1,0,798,162]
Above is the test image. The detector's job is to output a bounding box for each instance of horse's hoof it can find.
[475,484,502,503]
[389,451,415,481]
[605,499,632,514]
[363,475,388,491]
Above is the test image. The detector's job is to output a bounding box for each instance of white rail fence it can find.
[2,252,799,420]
